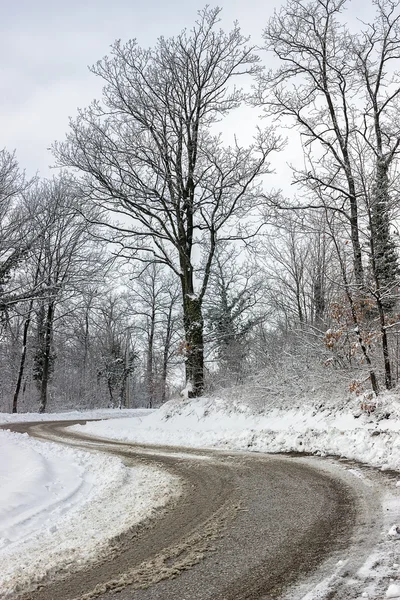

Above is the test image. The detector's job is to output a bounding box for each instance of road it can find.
[6,420,383,600]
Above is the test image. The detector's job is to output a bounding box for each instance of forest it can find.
[1,0,400,413]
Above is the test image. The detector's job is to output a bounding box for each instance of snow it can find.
[180,381,193,399]
[0,432,89,548]
[388,525,400,538]
[386,583,400,598]
[0,407,152,425]
[0,421,180,598]
[71,394,400,472]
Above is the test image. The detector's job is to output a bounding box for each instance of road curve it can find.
[5,421,381,600]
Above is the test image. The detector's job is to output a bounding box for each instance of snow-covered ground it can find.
[0,410,180,598]
[0,407,152,425]
[73,393,400,471]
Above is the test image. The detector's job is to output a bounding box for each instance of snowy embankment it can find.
[0,413,180,598]
[73,394,400,471]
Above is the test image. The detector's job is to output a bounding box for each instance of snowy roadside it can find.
[0,422,180,598]
[72,394,400,471]
[72,394,400,599]
[0,407,153,425]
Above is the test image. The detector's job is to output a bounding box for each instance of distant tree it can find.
[205,245,265,385]
[24,176,103,413]
[125,264,181,406]
[0,148,36,315]
[260,213,335,330]
[158,280,181,403]
[11,258,44,413]
[96,294,134,408]
[262,223,312,328]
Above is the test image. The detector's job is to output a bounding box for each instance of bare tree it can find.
[258,0,365,286]
[205,245,265,386]
[0,149,37,315]
[25,176,103,413]
[11,261,43,413]
[125,264,181,406]
[260,212,336,330]
[53,7,281,396]
[95,294,134,408]
[258,0,400,392]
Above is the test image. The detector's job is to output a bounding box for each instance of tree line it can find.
[2,0,400,412]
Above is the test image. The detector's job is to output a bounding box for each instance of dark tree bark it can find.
[367,187,394,390]
[146,307,156,408]
[183,296,204,397]
[39,301,55,413]
[12,298,34,413]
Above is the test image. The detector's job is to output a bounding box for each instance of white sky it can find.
[1,0,374,183]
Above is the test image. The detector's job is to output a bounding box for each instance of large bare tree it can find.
[53,7,280,396]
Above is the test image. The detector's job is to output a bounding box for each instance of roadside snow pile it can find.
[386,583,400,598]
[0,429,180,598]
[73,392,400,471]
[0,407,153,425]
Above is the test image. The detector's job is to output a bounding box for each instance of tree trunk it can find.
[183,295,204,397]
[372,159,398,311]
[378,299,392,389]
[80,305,90,399]
[146,311,155,408]
[107,380,114,408]
[161,304,174,404]
[349,193,364,287]
[368,177,394,391]
[313,274,325,327]
[12,300,34,413]
[38,302,55,413]
[13,261,42,413]
[118,374,128,409]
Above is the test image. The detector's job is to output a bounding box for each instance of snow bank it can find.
[0,429,180,598]
[73,393,400,471]
[0,432,90,547]
[0,407,152,425]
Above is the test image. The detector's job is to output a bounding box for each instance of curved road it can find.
[6,421,383,600]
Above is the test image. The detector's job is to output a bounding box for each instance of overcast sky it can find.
[1,0,372,181]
